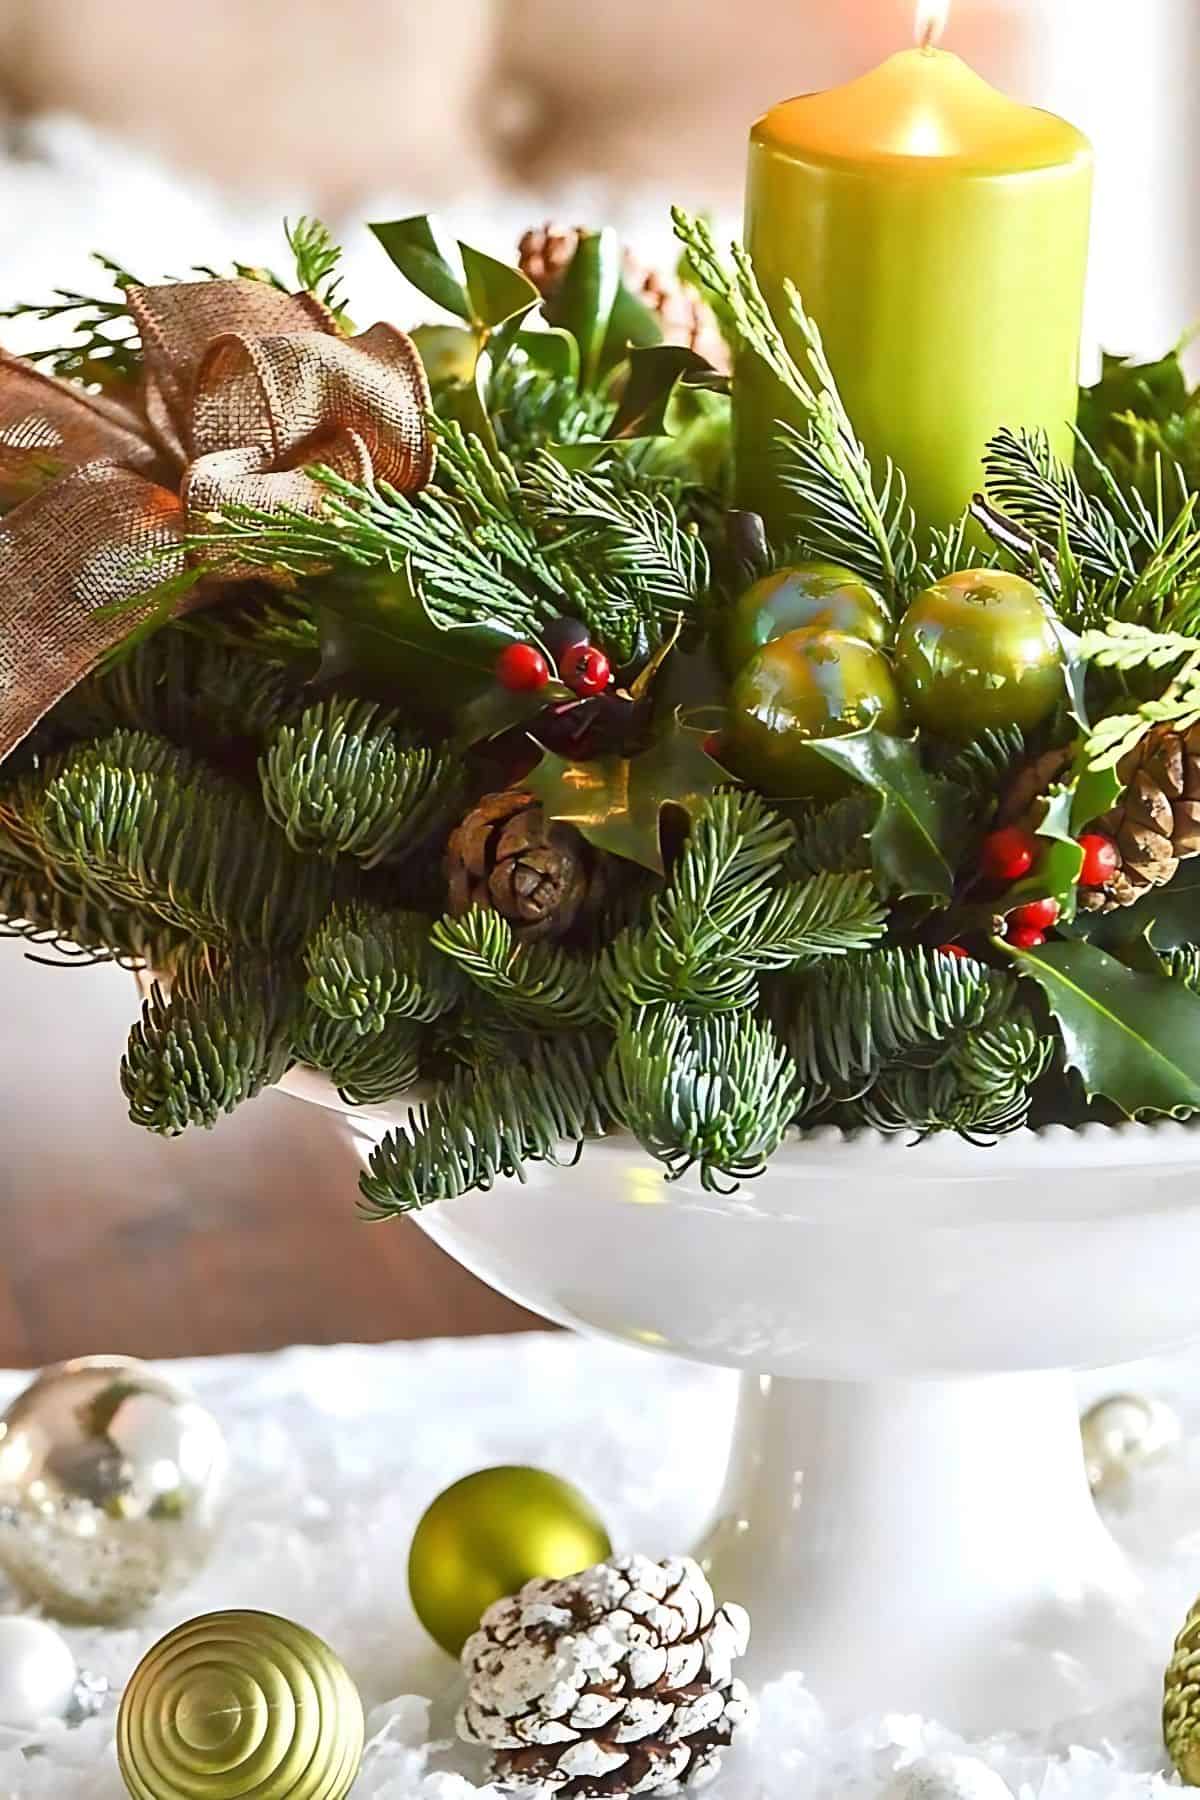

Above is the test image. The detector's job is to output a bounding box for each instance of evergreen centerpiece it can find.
[4,212,1200,1210]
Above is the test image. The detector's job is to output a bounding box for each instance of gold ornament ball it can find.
[118,1610,364,1800]
[1081,1392,1181,1493]
[409,1466,612,1657]
[0,1355,227,1623]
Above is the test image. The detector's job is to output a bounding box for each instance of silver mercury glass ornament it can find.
[0,1355,227,1623]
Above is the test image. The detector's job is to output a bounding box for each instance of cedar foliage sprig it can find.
[672,208,918,609]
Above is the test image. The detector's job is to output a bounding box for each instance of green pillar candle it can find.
[737,41,1093,540]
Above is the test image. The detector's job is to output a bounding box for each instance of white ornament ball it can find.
[880,1754,1013,1800]
[1080,1393,1181,1492]
[0,1616,78,1727]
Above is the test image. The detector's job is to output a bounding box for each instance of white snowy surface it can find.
[0,1334,1199,1797]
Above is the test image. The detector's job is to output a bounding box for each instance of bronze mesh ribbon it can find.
[0,278,433,760]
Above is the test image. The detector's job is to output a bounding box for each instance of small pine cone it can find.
[994,746,1074,828]
[446,788,598,942]
[1078,722,1200,911]
[518,224,582,300]
[459,1554,751,1799]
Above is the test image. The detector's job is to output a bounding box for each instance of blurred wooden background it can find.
[0,945,534,1367]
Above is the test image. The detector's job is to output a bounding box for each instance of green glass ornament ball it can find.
[116,1610,364,1800]
[408,1466,612,1658]
[894,569,1063,741]
[721,562,891,676]
[724,628,905,798]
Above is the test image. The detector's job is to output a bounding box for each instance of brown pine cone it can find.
[518,225,582,300]
[458,1554,750,1798]
[1077,722,1200,912]
[446,789,598,942]
[994,747,1074,828]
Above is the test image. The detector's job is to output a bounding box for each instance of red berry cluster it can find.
[938,825,1120,960]
[495,618,612,700]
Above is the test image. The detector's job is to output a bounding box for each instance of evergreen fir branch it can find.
[1162,946,1200,992]
[1079,623,1200,768]
[937,725,1029,818]
[604,1006,802,1191]
[859,1016,1050,1140]
[786,792,877,879]
[293,1006,423,1106]
[304,903,462,1031]
[982,428,1200,630]
[358,1034,609,1215]
[38,732,335,950]
[600,791,885,1014]
[0,253,142,387]
[53,629,299,750]
[522,453,710,621]
[285,216,348,321]
[777,947,1000,1098]
[486,358,615,459]
[122,966,297,1134]
[261,698,462,866]
[918,513,1001,585]
[430,912,602,1030]
[671,209,917,608]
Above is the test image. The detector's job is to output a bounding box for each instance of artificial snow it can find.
[0,1334,1195,1796]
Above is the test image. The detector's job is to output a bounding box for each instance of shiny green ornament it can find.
[724,628,905,799]
[409,1466,612,1657]
[117,1610,363,1800]
[1166,1593,1200,1783]
[721,562,891,676]
[894,569,1063,742]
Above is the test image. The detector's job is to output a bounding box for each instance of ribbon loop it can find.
[0,277,434,761]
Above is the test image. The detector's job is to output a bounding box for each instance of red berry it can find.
[1008,896,1061,932]
[980,825,1037,883]
[938,943,970,960]
[542,616,591,664]
[703,732,722,757]
[496,642,550,692]
[1007,925,1046,950]
[1077,832,1120,888]
[561,643,612,697]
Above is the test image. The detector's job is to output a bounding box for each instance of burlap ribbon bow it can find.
[0,279,433,762]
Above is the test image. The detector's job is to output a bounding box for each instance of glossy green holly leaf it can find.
[1005,936,1200,1117]
[1070,760,1122,833]
[411,324,478,389]
[609,345,728,440]
[542,228,621,390]
[525,711,725,873]
[808,731,962,901]
[1073,859,1200,953]
[369,216,470,319]
[516,327,581,386]
[459,244,541,348]
[314,566,506,720]
[1000,784,1085,922]
[452,677,573,750]
[599,278,665,374]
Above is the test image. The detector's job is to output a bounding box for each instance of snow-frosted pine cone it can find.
[458,1553,751,1798]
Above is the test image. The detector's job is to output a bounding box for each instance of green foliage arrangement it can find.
[7,210,1200,1212]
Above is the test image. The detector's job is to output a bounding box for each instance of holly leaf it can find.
[411,324,478,389]
[1070,760,1122,833]
[808,731,962,901]
[369,216,470,319]
[1005,937,1200,1117]
[516,327,580,386]
[526,711,725,874]
[599,278,665,374]
[459,244,541,347]
[543,228,622,389]
[609,345,728,440]
[1000,784,1085,922]
[1073,859,1200,953]
[452,678,573,750]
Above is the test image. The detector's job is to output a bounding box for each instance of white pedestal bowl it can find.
[281,1069,1200,1735]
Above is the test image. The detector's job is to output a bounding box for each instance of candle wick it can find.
[919,20,937,49]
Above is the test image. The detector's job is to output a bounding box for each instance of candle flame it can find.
[915,0,950,48]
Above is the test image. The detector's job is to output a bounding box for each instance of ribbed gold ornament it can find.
[1164,1595,1200,1782]
[117,1610,364,1800]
